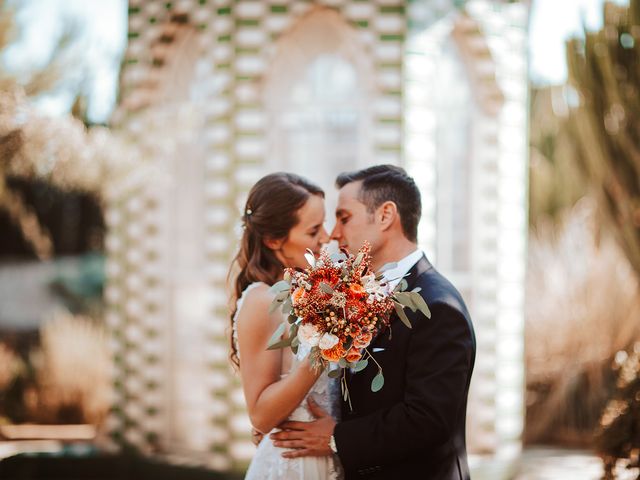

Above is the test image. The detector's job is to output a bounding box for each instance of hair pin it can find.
[246,208,253,216]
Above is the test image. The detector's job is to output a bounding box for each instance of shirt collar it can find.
[382,249,424,289]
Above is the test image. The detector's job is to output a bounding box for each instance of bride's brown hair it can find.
[229,172,324,367]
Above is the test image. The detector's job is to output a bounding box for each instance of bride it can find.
[229,172,343,479]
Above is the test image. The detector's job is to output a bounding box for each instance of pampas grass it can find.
[525,200,640,445]
[27,311,111,424]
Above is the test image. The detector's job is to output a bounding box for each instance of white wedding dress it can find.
[233,282,343,480]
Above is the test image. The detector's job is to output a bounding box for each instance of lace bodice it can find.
[233,282,343,479]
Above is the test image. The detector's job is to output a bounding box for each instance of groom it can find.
[270,165,476,479]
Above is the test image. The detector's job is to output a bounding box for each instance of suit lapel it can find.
[370,254,432,346]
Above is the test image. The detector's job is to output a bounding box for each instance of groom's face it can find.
[331,181,381,255]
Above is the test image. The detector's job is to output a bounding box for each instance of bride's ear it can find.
[263,236,285,251]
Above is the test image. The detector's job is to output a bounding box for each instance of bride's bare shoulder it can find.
[236,283,275,325]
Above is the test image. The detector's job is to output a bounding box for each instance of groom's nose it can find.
[329,224,341,241]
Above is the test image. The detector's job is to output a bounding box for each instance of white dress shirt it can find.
[382,248,424,290]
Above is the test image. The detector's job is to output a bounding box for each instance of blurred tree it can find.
[595,344,640,480]
[0,0,88,260]
[566,0,640,278]
[529,86,588,227]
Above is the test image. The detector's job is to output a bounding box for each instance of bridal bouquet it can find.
[267,243,430,403]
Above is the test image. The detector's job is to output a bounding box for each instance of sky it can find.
[0,0,630,123]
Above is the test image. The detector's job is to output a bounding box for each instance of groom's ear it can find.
[263,236,285,251]
[377,201,398,232]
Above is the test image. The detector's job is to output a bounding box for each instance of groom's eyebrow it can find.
[335,208,348,218]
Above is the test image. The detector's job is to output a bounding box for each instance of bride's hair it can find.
[229,172,324,367]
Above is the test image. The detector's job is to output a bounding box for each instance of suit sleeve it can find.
[333,302,474,471]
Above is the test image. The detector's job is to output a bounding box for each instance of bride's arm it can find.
[236,284,321,434]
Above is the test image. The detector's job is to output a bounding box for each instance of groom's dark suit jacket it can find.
[334,255,476,479]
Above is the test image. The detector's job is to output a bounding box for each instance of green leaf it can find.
[269,280,290,293]
[274,290,290,302]
[328,368,341,378]
[410,294,431,319]
[394,292,418,312]
[287,314,298,324]
[319,282,334,294]
[371,372,385,392]
[352,359,368,372]
[393,301,412,329]
[268,298,282,315]
[281,296,293,314]
[267,337,293,350]
[411,287,422,293]
[267,322,286,348]
[354,252,364,266]
[338,358,348,368]
[395,278,408,292]
[291,336,300,348]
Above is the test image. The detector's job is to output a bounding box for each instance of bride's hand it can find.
[251,427,264,446]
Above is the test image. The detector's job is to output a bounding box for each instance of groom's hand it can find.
[270,397,336,458]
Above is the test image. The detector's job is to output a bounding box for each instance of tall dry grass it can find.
[27,311,112,424]
[526,200,640,445]
[0,342,22,393]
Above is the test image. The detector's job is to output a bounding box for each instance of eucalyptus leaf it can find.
[410,294,431,319]
[268,298,282,315]
[281,296,292,314]
[338,358,348,368]
[395,278,408,292]
[289,322,299,336]
[269,280,290,293]
[267,322,286,348]
[371,372,385,392]
[319,282,334,294]
[287,314,298,324]
[328,368,341,378]
[393,301,412,329]
[354,252,364,266]
[267,337,293,350]
[394,292,417,312]
[411,287,422,293]
[352,359,368,372]
[291,344,299,355]
[291,336,300,348]
[274,290,290,302]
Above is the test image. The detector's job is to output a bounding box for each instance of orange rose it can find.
[320,342,346,362]
[345,349,362,363]
[349,283,366,296]
[291,287,306,305]
[353,331,373,349]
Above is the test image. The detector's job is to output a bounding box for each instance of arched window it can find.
[263,8,373,208]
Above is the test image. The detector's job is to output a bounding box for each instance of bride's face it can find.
[271,194,329,270]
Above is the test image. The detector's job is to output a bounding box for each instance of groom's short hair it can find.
[336,165,421,242]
